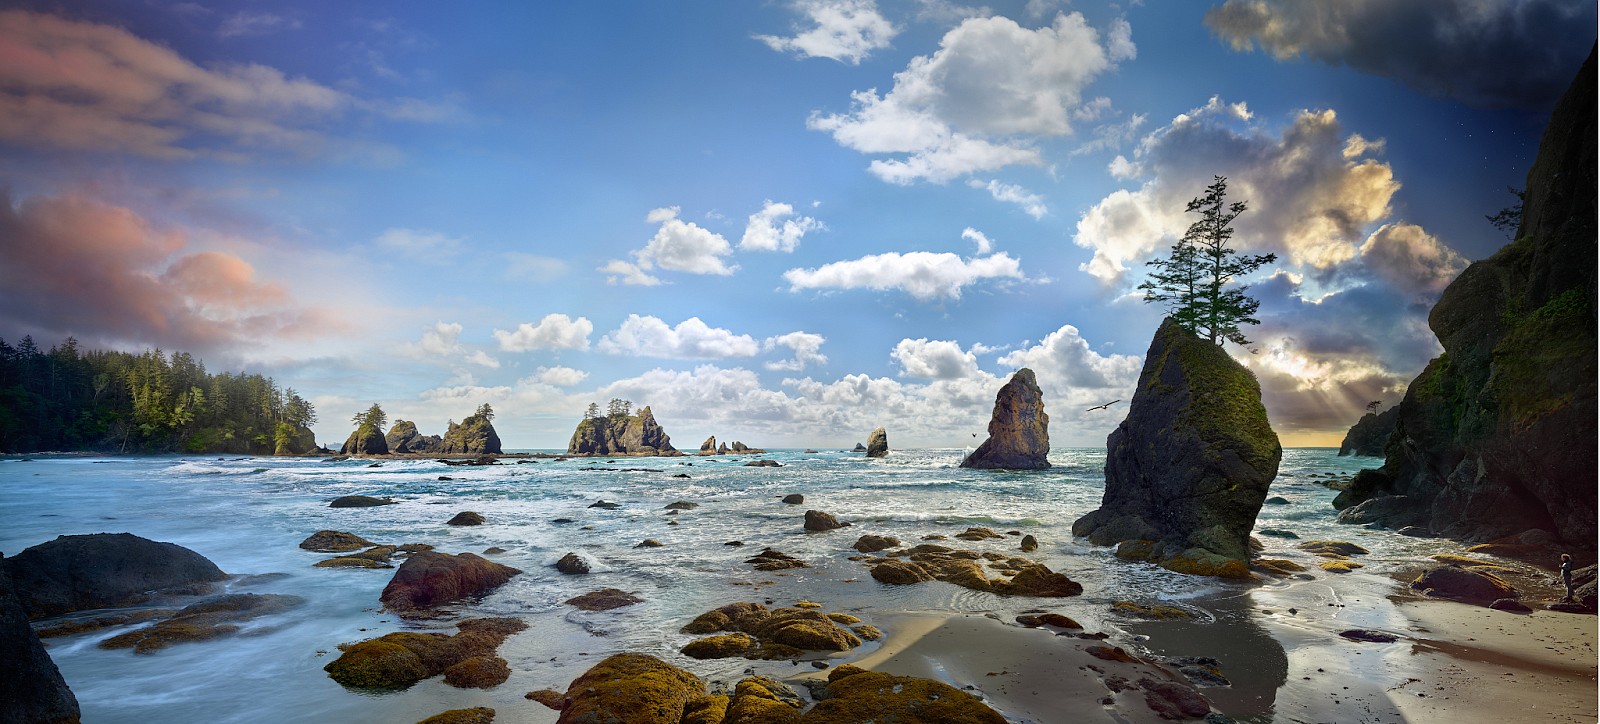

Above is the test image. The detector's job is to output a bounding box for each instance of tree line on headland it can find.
[0,336,317,455]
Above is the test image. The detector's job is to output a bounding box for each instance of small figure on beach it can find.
[1560,553,1575,602]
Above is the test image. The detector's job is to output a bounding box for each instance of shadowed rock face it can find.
[4,533,228,619]
[568,406,678,456]
[1349,49,1597,546]
[0,553,80,724]
[1337,407,1398,457]
[864,428,888,458]
[962,368,1051,470]
[1073,319,1281,577]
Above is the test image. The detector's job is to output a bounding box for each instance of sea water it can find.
[0,449,1479,723]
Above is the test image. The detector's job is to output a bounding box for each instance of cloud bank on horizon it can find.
[0,1,1589,448]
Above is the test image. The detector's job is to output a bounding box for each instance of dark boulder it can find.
[1072,318,1281,578]
[0,553,80,723]
[555,553,590,575]
[299,530,375,552]
[781,494,804,505]
[1335,495,1429,529]
[446,512,485,526]
[1410,565,1518,603]
[864,428,888,458]
[804,510,850,532]
[851,442,867,452]
[961,368,1051,470]
[4,533,228,619]
[852,535,900,553]
[330,495,396,508]
[379,552,521,615]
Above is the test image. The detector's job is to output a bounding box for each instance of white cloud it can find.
[1074,97,1402,282]
[757,0,898,64]
[418,321,462,355]
[960,227,993,254]
[492,313,593,352]
[1204,0,1593,109]
[740,200,825,252]
[602,207,735,283]
[968,179,1047,219]
[598,315,761,359]
[783,251,1023,301]
[1072,113,1147,156]
[465,350,500,369]
[764,331,828,371]
[808,12,1132,183]
[892,338,980,379]
[1357,223,1467,297]
[997,323,1141,389]
[598,259,663,286]
[533,366,588,387]
[218,11,300,38]
[376,228,459,252]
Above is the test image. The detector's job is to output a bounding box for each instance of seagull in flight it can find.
[1086,400,1120,412]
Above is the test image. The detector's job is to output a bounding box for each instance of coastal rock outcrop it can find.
[1072,318,1282,578]
[378,552,521,615]
[387,420,444,454]
[340,422,389,455]
[0,553,81,723]
[851,442,866,452]
[273,422,318,456]
[961,368,1051,470]
[441,410,502,455]
[1335,51,1597,547]
[699,436,716,454]
[4,533,229,619]
[552,653,705,724]
[567,406,678,456]
[864,428,888,458]
[1337,407,1398,457]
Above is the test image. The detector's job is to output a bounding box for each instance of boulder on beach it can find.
[961,368,1051,470]
[329,495,396,508]
[551,653,704,724]
[325,617,526,690]
[681,602,863,656]
[1410,565,1519,603]
[379,552,521,615]
[864,428,888,458]
[868,547,1082,597]
[300,530,375,552]
[809,666,1006,723]
[417,708,495,724]
[567,406,678,456]
[3,533,228,619]
[1072,318,1281,578]
[804,510,850,532]
[0,552,81,724]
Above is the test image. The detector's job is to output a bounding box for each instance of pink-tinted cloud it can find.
[0,9,346,158]
[0,190,337,353]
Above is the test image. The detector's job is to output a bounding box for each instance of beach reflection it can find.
[1122,590,1287,721]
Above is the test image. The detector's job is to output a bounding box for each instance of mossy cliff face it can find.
[1072,318,1281,576]
[961,368,1051,470]
[341,423,388,455]
[273,421,317,456]
[1360,49,1596,545]
[442,413,502,455]
[567,406,678,456]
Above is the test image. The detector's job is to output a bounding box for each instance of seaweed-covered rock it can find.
[961,368,1051,470]
[868,549,1081,597]
[325,617,526,690]
[680,603,863,658]
[379,552,521,615]
[1072,318,1281,578]
[566,588,644,611]
[852,535,900,553]
[805,667,1005,723]
[299,530,375,552]
[441,410,502,455]
[416,708,494,724]
[567,406,678,456]
[804,510,850,532]
[725,676,804,723]
[555,653,704,724]
[1338,407,1398,457]
[681,632,758,659]
[3,533,228,619]
[97,593,304,653]
[864,428,888,458]
[0,552,80,724]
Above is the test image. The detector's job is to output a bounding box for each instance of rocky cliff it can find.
[340,423,388,455]
[961,368,1051,469]
[384,420,441,453]
[441,412,502,455]
[1337,408,1398,457]
[1339,49,1597,546]
[1072,319,1282,578]
[567,406,679,456]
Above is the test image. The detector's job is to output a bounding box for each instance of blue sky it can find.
[0,0,1592,448]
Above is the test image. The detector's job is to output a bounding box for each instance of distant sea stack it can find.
[961,368,1050,470]
[1337,49,1597,546]
[442,410,502,455]
[1072,319,1282,578]
[386,420,443,454]
[1337,408,1398,457]
[568,406,680,456]
[340,422,388,455]
[865,428,888,458]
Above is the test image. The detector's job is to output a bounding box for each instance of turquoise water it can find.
[0,448,1476,723]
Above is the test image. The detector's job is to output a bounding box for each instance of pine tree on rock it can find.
[1139,176,1276,346]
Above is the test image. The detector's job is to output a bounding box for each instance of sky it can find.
[0,0,1593,450]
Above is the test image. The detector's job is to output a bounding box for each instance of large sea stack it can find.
[864,427,888,458]
[0,553,81,724]
[441,411,502,455]
[386,420,443,454]
[1072,319,1281,578]
[1337,408,1398,457]
[567,406,678,456]
[1334,50,1597,546]
[961,368,1050,470]
[340,421,388,455]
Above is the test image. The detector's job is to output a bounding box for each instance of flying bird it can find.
[1086,400,1120,412]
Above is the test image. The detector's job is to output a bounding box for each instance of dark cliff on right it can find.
[1335,48,1597,547]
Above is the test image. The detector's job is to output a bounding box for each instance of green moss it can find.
[1155,323,1279,474]
[808,670,1006,723]
[1492,287,1595,425]
[415,707,494,724]
[323,640,430,689]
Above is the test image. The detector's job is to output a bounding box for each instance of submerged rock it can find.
[98,593,304,653]
[781,494,805,505]
[329,495,396,508]
[4,533,228,619]
[447,512,486,526]
[1072,318,1281,578]
[555,552,591,575]
[864,428,888,458]
[746,548,807,571]
[961,368,1051,470]
[416,708,495,724]
[808,666,1006,723]
[0,552,80,724]
[566,589,644,611]
[299,530,375,552]
[379,552,521,615]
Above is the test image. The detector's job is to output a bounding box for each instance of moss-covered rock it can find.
[567,406,677,456]
[555,653,703,724]
[416,707,494,724]
[803,668,1005,723]
[1320,561,1363,573]
[1297,540,1370,558]
[1111,601,1192,620]
[682,695,730,724]
[299,530,374,553]
[441,411,502,455]
[565,588,644,611]
[961,368,1051,470]
[681,632,758,659]
[324,617,526,690]
[852,535,900,553]
[1073,318,1281,577]
[725,676,804,724]
[1411,565,1519,602]
[442,655,511,688]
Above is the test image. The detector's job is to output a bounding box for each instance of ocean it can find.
[0,448,1485,723]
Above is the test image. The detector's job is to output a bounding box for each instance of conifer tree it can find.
[1140,176,1276,346]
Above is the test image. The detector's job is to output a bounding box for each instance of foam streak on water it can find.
[0,449,1460,723]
